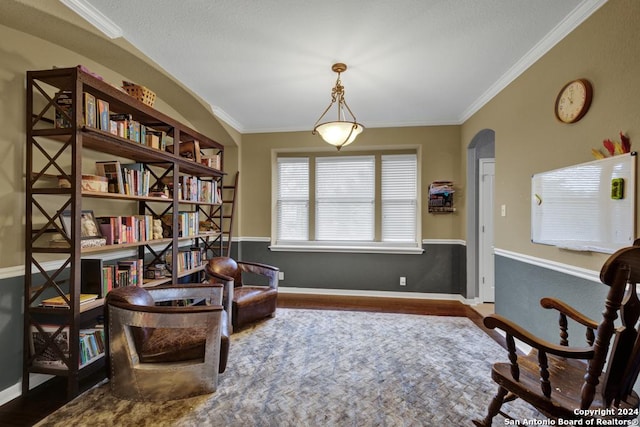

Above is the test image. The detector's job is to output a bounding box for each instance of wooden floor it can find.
[0,294,503,427]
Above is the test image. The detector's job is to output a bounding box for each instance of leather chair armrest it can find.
[238,261,279,288]
[202,278,234,332]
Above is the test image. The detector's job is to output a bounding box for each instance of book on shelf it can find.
[97,215,155,245]
[83,92,96,128]
[54,90,73,128]
[160,211,199,238]
[121,163,150,196]
[108,113,131,139]
[95,160,124,194]
[79,328,105,366]
[115,259,143,287]
[81,258,109,298]
[116,268,130,288]
[30,324,70,368]
[41,293,98,308]
[163,175,219,203]
[97,99,109,131]
[145,129,166,150]
[165,246,205,273]
[201,154,221,170]
[102,264,115,292]
[128,120,141,143]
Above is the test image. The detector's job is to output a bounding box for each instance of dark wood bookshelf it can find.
[24,66,225,399]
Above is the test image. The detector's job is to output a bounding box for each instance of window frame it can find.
[270,147,423,254]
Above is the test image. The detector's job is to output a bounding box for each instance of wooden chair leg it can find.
[473,386,509,427]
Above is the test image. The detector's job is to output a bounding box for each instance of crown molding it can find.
[59,0,123,39]
[460,0,608,123]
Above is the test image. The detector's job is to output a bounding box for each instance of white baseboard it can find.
[279,286,471,303]
[0,373,52,406]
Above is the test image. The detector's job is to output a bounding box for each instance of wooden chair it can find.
[474,244,640,426]
[205,257,279,330]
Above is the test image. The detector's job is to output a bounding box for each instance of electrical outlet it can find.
[278,271,284,281]
[400,277,406,286]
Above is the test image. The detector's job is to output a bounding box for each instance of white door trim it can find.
[478,158,495,303]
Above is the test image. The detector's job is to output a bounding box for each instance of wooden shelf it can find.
[177,264,206,278]
[24,66,226,398]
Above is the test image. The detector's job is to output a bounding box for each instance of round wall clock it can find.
[554,79,593,123]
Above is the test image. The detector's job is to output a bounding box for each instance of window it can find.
[381,154,417,242]
[274,151,421,253]
[316,156,375,241]
[276,157,309,241]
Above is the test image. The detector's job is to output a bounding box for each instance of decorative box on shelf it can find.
[58,175,109,193]
[122,81,156,107]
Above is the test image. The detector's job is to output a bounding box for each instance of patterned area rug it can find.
[37,309,543,426]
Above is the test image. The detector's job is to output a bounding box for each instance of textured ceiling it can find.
[66,0,604,133]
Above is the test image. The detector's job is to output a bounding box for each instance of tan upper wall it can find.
[3,0,635,271]
[240,126,462,239]
[0,4,237,268]
[461,0,640,271]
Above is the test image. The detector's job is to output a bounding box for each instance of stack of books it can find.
[40,293,98,308]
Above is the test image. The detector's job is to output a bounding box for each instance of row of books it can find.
[201,154,222,170]
[53,92,223,178]
[175,175,222,203]
[29,324,105,368]
[166,247,206,273]
[82,258,144,297]
[107,113,169,147]
[95,161,151,196]
[161,211,199,238]
[96,215,156,245]
[55,91,174,150]
[107,259,143,289]
[79,327,105,367]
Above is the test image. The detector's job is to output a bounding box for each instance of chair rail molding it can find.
[494,248,600,283]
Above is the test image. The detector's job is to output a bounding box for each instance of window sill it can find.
[269,244,424,255]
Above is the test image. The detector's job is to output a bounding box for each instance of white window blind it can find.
[381,154,417,242]
[315,156,375,241]
[277,157,309,241]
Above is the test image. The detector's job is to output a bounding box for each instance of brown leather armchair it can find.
[106,283,229,401]
[205,257,279,330]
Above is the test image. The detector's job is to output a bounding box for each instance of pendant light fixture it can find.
[312,63,364,151]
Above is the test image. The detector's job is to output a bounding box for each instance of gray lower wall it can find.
[0,242,465,398]
[238,241,466,295]
[495,254,607,345]
[1,246,624,400]
[0,276,24,391]
[495,253,640,396]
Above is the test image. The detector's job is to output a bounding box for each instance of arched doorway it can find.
[466,129,495,301]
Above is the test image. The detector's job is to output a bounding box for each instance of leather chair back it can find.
[105,286,155,351]
[207,256,242,287]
